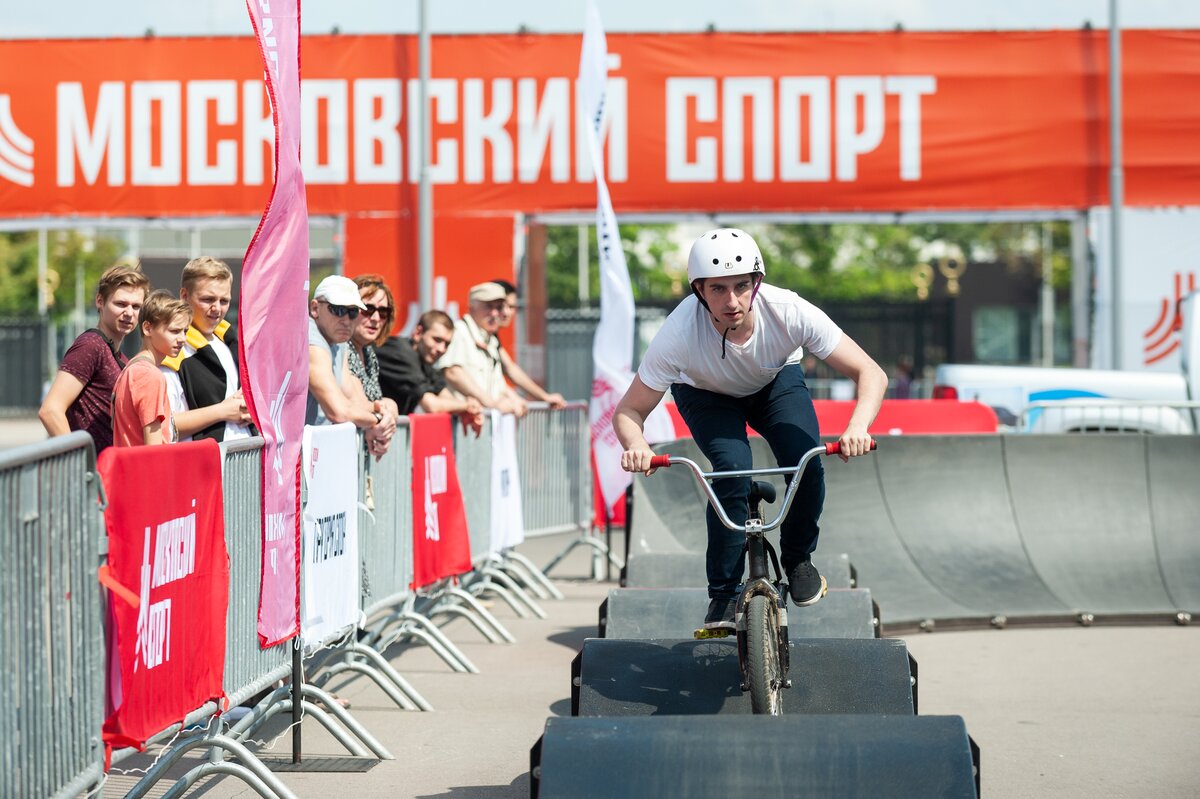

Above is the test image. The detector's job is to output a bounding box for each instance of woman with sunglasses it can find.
[349,274,400,420]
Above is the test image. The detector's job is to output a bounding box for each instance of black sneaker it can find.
[787,559,827,607]
[703,596,737,630]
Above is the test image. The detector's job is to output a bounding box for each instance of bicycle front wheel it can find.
[745,593,785,715]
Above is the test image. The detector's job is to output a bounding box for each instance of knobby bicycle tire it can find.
[745,593,784,715]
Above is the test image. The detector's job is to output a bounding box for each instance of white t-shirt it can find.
[637,283,843,398]
[161,334,252,442]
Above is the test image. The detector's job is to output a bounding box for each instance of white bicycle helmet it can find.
[686,228,765,285]
[686,228,766,359]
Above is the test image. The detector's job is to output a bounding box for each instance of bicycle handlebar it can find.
[646,439,876,534]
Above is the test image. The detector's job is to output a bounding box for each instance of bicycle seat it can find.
[749,480,777,505]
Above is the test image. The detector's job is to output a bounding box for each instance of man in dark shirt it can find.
[38,264,150,453]
[377,309,484,433]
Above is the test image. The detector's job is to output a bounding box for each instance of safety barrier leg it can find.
[121,730,297,799]
[503,549,566,600]
[541,532,622,578]
[490,554,552,600]
[392,612,480,673]
[158,760,289,799]
[301,684,394,759]
[230,685,374,759]
[480,566,548,619]
[444,585,517,643]
[466,576,532,619]
[313,659,420,711]
[426,601,506,643]
[344,641,434,711]
[376,616,477,674]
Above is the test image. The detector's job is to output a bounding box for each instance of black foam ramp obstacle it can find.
[623,551,855,590]
[531,714,980,798]
[572,637,916,717]
[600,587,879,639]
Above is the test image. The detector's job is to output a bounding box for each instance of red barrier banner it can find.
[97,440,229,759]
[410,414,472,588]
[240,0,308,647]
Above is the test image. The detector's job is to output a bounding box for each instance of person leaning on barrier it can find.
[613,228,887,632]
[306,274,397,458]
[111,291,191,447]
[39,263,150,454]
[489,278,568,410]
[348,274,402,423]
[376,309,485,434]
[435,282,528,417]
[160,256,254,443]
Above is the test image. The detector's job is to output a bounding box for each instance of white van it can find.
[934,293,1200,433]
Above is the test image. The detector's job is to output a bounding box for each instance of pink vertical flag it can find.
[240,0,309,647]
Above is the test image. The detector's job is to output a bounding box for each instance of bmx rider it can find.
[613,228,887,630]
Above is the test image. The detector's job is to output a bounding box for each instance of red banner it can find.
[97,441,229,759]
[240,0,308,647]
[410,414,472,588]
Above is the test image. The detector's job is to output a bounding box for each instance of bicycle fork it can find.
[735,518,792,691]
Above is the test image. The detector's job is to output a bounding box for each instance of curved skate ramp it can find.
[630,434,1200,628]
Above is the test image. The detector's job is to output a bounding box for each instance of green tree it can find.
[0,231,125,319]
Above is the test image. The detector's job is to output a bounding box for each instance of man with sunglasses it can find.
[307,275,397,456]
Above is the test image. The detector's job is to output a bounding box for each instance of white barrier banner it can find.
[489,411,525,554]
[301,423,360,648]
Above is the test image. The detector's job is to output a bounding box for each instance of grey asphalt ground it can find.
[100,532,1200,799]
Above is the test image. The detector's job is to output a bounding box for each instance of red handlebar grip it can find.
[825,440,878,455]
[648,454,672,468]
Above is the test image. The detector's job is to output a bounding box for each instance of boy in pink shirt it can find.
[111,291,190,447]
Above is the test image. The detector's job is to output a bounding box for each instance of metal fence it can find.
[517,402,591,537]
[1019,400,1200,434]
[2,406,591,798]
[0,432,105,799]
[360,421,414,613]
[220,437,292,699]
[0,320,47,413]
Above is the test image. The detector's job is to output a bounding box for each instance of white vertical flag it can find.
[580,0,673,517]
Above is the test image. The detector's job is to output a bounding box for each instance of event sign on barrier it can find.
[490,410,525,554]
[301,423,360,648]
[410,414,472,587]
[97,441,229,758]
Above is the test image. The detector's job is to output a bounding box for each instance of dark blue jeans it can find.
[671,364,825,599]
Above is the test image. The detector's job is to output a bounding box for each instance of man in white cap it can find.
[307,274,397,456]
[437,281,531,416]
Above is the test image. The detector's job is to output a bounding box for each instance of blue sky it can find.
[7,0,1200,38]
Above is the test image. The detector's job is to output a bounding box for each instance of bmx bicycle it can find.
[646,440,876,715]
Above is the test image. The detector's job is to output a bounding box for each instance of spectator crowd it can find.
[38,259,565,454]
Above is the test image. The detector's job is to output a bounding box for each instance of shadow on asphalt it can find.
[546,624,592,652]
[416,773,528,798]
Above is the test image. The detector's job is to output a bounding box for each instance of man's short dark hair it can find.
[417,309,454,332]
[490,279,517,296]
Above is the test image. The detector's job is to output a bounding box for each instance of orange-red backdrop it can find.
[2,29,1199,332]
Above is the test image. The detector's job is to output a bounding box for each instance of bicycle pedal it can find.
[693,627,733,640]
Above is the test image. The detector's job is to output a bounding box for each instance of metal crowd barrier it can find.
[516,402,591,539]
[2,405,594,798]
[1019,399,1200,434]
[0,432,106,799]
[221,437,292,702]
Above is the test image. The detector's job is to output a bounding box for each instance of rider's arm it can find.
[613,375,666,474]
[822,335,888,459]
